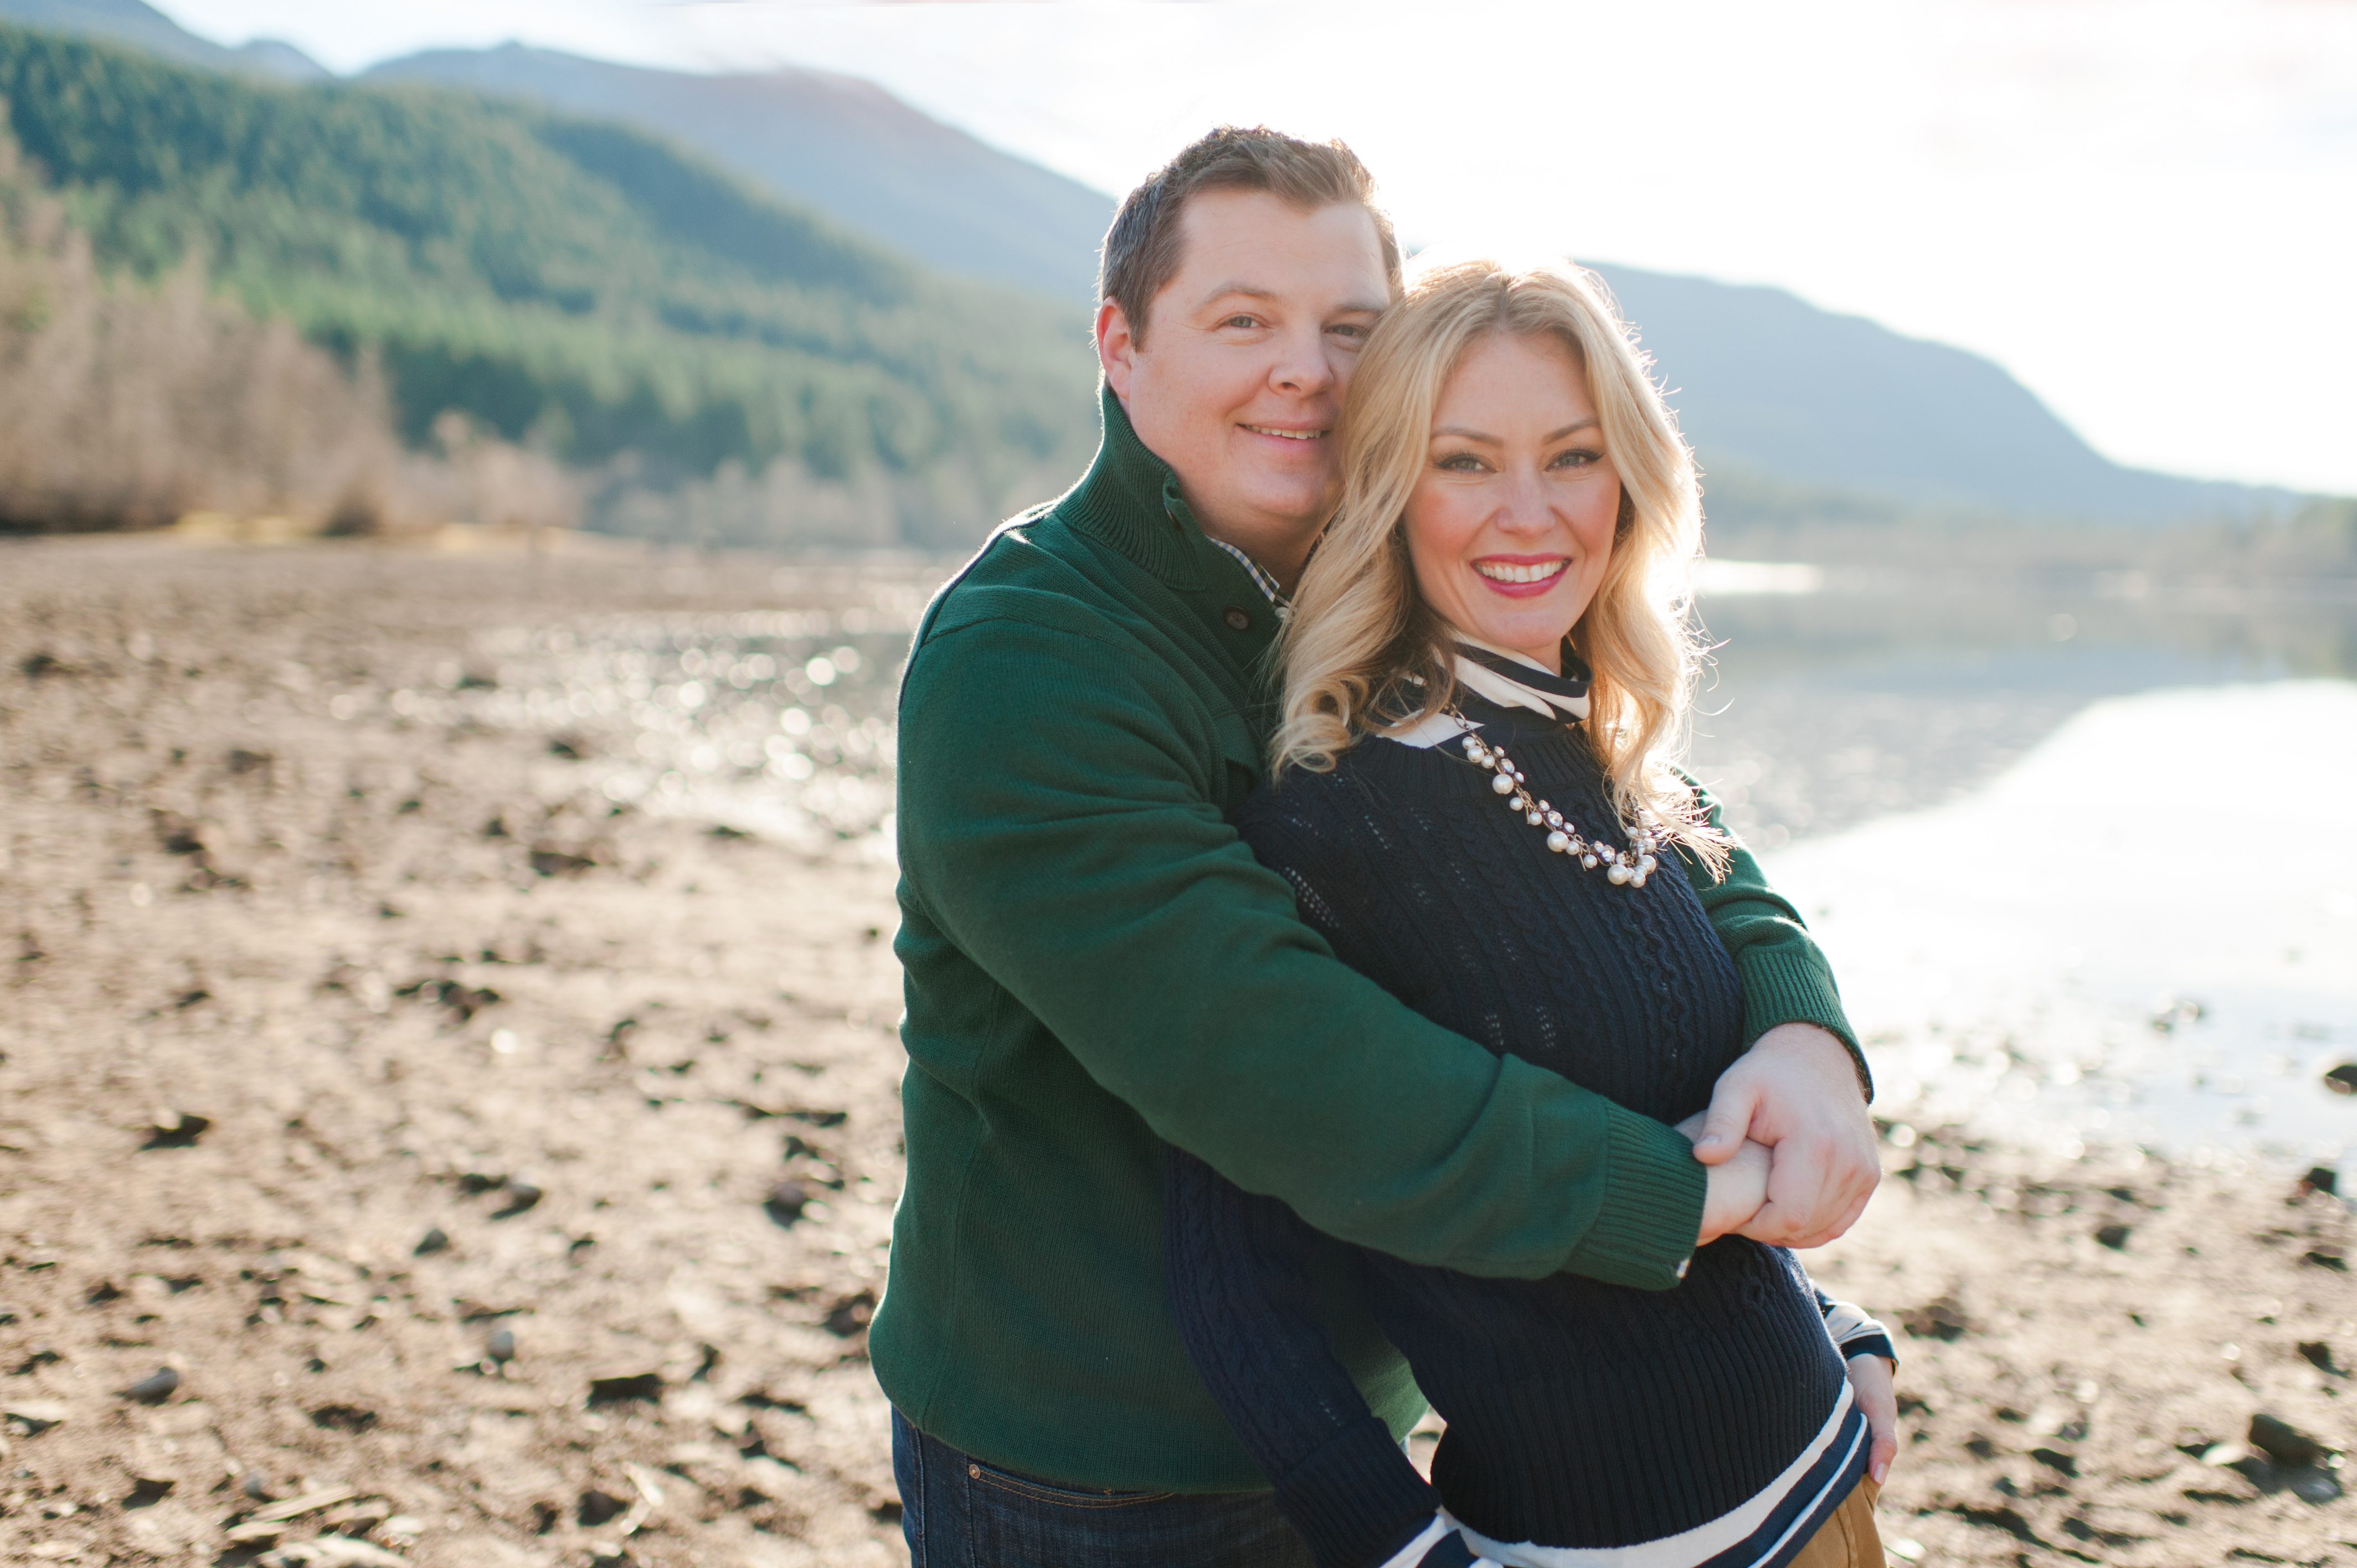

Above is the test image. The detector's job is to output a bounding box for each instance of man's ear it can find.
[1095,300,1138,408]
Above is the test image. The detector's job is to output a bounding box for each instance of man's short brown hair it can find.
[1097,126,1402,344]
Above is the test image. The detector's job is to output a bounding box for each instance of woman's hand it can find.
[1846,1353,1898,1485]
[1680,1112,1770,1246]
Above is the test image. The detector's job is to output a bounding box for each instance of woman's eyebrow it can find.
[1430,419,1601,443]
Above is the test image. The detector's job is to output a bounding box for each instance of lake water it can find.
[455,552,2357,1172]
[1692,564,2357,1176]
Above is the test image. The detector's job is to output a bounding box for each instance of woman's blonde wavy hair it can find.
[1270,255,1727,874]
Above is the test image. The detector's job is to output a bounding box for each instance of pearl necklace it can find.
[1451,711,1664,888]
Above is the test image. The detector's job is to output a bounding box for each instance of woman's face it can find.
[1402,331,1621,672]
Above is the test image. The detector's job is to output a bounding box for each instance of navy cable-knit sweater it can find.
[1166,695,1887,1568]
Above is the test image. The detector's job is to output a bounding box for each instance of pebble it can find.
[118,1366,179,1404]
[2094,1223,2131,1250]
[824,1288,878,1338]
[141,1111,210,1150]
[2326,1062,2357,1095]
[411,1227,449,1257]
[1898,1295,1969,1342]
[123,1474,174,1506]
[258,1539,408,1567]
[764,1182,809,1227]
[586,1370,664,1407]
[492,1179,542,1218]
[485,1327,516,1365]
[3,1397,68,1434]
[2248,1412,2330,1469]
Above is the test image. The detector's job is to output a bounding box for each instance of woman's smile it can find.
[1471,554,1570,593]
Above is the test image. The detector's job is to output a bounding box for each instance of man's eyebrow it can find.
[1195,284,1279,311]
[1192,287,1389,317]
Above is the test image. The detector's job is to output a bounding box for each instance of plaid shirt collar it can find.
[1206,537,1289,616]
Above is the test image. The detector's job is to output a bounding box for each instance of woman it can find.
[1165,258,1894,1568]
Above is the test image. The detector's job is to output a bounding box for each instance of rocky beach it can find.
[3,537,2352,1567]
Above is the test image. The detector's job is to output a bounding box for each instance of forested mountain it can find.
[0,25,1097,544]
[366,44,1114,302]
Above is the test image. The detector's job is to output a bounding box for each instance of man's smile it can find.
[1239,424,1326,441]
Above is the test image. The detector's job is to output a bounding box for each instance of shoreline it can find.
[3,540,2351,1566]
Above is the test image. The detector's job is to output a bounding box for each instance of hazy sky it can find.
[157,0,2357,497]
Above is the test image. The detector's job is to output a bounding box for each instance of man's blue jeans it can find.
[893,1409,1315,1567]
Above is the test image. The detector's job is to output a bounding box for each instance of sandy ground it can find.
[2,537,2354,1567]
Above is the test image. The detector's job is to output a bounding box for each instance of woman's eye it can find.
[1222,315,1260,330]
[1551,447,1602,469]
[1437,453,1486,472]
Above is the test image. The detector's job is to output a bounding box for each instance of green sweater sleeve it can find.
[1673,771,1871,1098]
[898,613,1704,1290]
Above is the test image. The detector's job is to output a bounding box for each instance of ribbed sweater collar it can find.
[1054,388,1209,594]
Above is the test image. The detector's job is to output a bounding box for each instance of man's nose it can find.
[1268,324,1336,397]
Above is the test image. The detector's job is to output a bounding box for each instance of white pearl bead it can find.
[1526,811,1542,826]
[1630,871,1647,888]
[1639,855,1657,875]
[1546,831,1569,853]
[1493,773,1516,795]
[1608,864,1632,884]
[1581,854,1598,868]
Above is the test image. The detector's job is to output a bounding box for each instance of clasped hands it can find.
[1679,1021,1876,1248]
[1676,1021,1896,1484]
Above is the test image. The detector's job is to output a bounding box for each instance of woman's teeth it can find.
[1474,560,1567,585]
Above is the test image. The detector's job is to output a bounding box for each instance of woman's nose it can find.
[1490,467,1557,533]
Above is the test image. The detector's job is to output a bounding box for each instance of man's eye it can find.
[1329,322,1369,341]
[1222,315,1260,330]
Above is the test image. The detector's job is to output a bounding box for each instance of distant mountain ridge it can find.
[364,43,1115,302]
[1591,266,2304,524]
[0,1,2325,527]
[0,0,321,78]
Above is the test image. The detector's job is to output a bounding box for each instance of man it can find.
[877,127,1877,1566]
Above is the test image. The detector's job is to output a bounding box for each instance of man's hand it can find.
[1846,1354,1898,1485]
[1690,1023,1877,1247]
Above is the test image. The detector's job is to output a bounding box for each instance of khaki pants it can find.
[1785,1478,1881,1568]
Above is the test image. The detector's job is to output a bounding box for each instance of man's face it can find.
[1098,190,1389,561]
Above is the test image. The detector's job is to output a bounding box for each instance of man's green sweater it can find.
[875,391,1856,1493]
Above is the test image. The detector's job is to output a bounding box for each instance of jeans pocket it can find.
[964,1458,1177,1511]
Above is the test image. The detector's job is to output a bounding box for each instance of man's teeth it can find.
[1474,560,1567,585]
[1242,425,1322,441]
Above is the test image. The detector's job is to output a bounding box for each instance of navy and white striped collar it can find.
[1453,639,1591,721]
[1380,639,1592,750]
